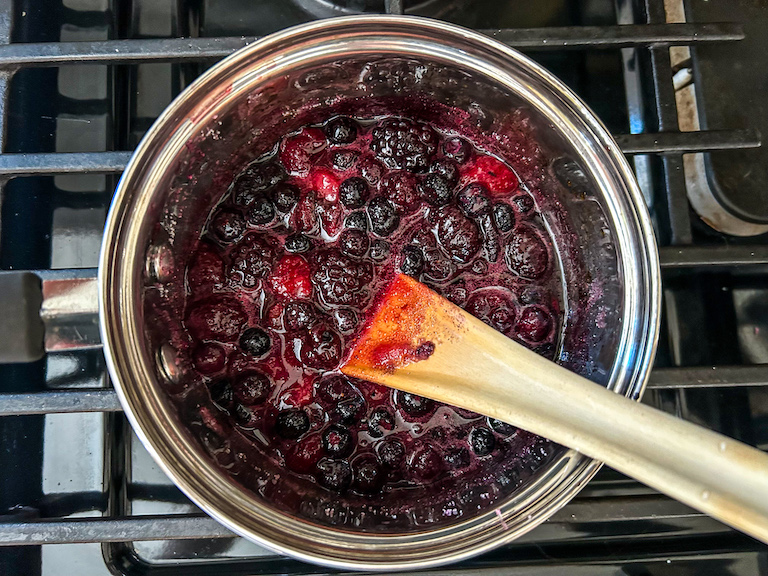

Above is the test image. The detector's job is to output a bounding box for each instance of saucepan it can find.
[97,16,659,570]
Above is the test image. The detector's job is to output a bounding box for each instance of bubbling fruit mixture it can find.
[179,113,565,520]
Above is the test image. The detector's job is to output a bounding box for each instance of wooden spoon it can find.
[341,273,768,543]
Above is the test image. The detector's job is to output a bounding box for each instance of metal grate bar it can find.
[615,129,761,154]
[0,496,718,546]
[0,24,743,70]
[0,390,121,416]
[648,365,768,389]
[659,245,768,268]
[0,130,757,177]
[1,365,766,417]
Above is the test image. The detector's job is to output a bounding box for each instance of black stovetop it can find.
[1,0,767,575]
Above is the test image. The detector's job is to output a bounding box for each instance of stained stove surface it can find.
[1,0,768,575]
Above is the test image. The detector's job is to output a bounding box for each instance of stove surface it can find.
[1,0,767,575]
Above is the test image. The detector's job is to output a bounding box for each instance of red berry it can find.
[285,434,323,474]
[311,168,340,203]
[269,255,312,299]
[192,342,226,374]
[280,127,327,173]
[186,297,247,342]
[187,243,224,294]
[464,155,518,196]
[515,305,553,343]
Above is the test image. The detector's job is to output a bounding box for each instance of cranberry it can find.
[418,173,452,207]
[233,371,272,405]
[382,171,420,213]
[275,408,310,439]
[465,289,516,336]
[239,327,271,357]
[469,427,495,456]
[333,150,359,171]
[377,438,405,468]
[210,209,245,244]
[269,255,312,299]
[284,301,316,331]
[399,245,424,277]
[311,250,372,307]
[322,425,354,458]
[208,379,234,411]
[504,226,549,279]
[316,459,352,492]
[399,392,434,417]
[186,297,247,342]
[367,407,394,438]
[444,446,471,470]
[339,177,369,208]
[367,196,400,237]
[246,196,275,227]
[229,235,276,288]
[370,118,437,172]
[272,183,300,213]
[430,158,459,186]
[442,136,471,163]
[344,211,368,231]
[488,418,517,437]
[410,444,443,480]
[284,233,313,254]
[300,324,343,371]
[493,203,515,233]
[516,305,553,343]
[324,116,358,144]
[285,434,323,474]
[352,456,384,493]
[339,229,370,258]
[436,206,481,264]
[192,342,226,374]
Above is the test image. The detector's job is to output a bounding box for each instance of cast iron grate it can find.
[1,0,767,573]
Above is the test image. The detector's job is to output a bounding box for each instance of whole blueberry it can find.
[275,408,310,439]
[284,301,316,331]
[246,197,275,227]
[208,379,233,410]
[400,245,424,277]
[339,177,369,208]
[322,424,354,458]
[367,196,400,237]
[400,392,434,417]
[488,417,517,436]
[233,371,272,405]
[367,407,395,438]
[469,427,496,456]
[493,203,515,233]
[324,116,358,144]
[418,174,452,207]
[377,438,405,468]
[272,183,300,213]
[344,211,368,231]
[339,228,370,258]
[316,458,353,492]
[430,158,459,186]
[210,210,245,243]
[285,233,313,253]
[239,327,271,357]
[369,240,390,262]
[444,446,471,469]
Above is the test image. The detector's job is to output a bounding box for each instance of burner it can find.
[292,0,465,18]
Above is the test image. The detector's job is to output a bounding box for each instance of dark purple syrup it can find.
[177,113,565,528]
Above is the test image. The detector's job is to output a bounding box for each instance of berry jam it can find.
[176,113,567,529]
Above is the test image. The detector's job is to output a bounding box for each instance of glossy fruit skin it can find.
[239,327,271,357]
[370,118,437,172]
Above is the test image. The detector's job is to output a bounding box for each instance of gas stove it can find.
[1,0,767,574]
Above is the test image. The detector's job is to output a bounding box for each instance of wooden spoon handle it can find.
[343,289,768,543]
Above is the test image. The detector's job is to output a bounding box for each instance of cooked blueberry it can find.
[400,245,424,277]
[324,116,358,144]
[377,438,405,468]
[210,210,245,243]
[284,301,316,331]
[410,444,443,480]
[336,396,365,424]
[369,240,390,262]
[430,158,459,186]
[444,446,471,469]
[333,150,359,171]
[310,250,373,307]
[498,466,522,489]
[488,417,517,436]
[272,183,300,213]
[344,211,368,231]
[493,203,515,233]
[457,183,492,217]
[399,392,434,417]
[316,458,352,492]
[513,194,535,214]
[367,407,394,438]
[469,427,495,456]
[442,136,471,163]
[233,371,272,405]
[246,196,275,226]
[208,379,233,410]
[322,425,354,457]
[353,456,384,493]
[239,327,271,357]
[276,408,310,439]
[367,196,399,237]
[233,403,255,427]
[436,206,482,264]
[417,174,452,206]
[232,162,285,205]
[339,229,370,258]
[285,233,313,253]
[333,307,358,334]
[339,177,369,208]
